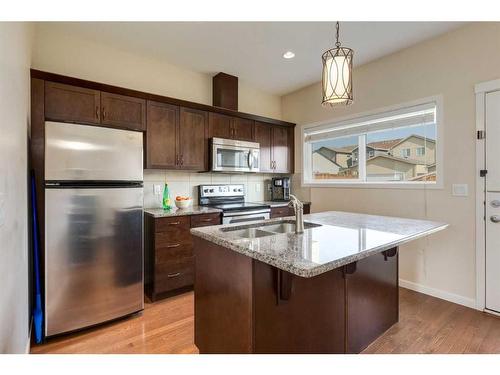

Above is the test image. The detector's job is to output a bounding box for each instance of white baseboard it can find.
[399,278,477,310]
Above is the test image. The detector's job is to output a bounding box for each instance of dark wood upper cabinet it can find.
[209,112,254,142]
[45,82,100,125]
[254,121,273,173]
[178,107,208,171]
[101,92,146,131]
[232,117,254,142]
[208,112,232,139]
[272,126,289,173]
[255,122,292,173]
[146,101,179,169]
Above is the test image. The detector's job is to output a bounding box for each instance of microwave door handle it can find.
[248,151,253,169]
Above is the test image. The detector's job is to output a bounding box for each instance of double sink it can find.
[221,220,321,239]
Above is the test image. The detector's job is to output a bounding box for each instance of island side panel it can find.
[346,247,399,354]
[253,261,345,354]
[193,237,254,353]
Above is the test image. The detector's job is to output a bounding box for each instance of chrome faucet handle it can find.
[288,194,303,209]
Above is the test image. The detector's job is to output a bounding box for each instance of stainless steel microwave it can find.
[211,138,260,173]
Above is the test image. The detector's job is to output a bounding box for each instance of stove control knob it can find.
[209,189,214,193]
[238,188,243,192]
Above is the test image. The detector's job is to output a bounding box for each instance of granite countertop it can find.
[144,206,222,218]
[190,211,448,278]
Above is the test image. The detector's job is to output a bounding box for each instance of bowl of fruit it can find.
[175,195,193,209]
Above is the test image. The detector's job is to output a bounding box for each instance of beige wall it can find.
[0,22,33,353]
[31,23,282,120]
[282,23,500,306]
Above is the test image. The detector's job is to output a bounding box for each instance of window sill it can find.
[302,180,443,190]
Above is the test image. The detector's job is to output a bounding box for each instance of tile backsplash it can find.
[144,170,281,208]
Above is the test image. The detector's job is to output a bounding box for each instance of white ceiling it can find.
[39,22,465,96]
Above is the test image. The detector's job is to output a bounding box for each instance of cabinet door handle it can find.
[200,218,213,222]
[168,221,181,225]
[166,243,181,248]
[102,107,106,119]
[167,272,181,278]
[96,106,99,120]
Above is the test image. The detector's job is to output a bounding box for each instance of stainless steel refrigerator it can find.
[44,121,144,337]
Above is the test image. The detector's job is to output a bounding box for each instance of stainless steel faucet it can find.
[288,194,304,234]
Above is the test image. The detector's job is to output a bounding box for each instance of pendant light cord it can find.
[335,21,341,48]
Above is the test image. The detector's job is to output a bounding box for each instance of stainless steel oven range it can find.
[198,184,270,224]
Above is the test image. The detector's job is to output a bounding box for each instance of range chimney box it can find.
[213,72,238,111]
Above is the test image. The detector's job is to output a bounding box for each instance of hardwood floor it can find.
[31,292,198,354]
[31,288,500,354]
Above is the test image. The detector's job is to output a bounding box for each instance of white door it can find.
[485,90,500,312]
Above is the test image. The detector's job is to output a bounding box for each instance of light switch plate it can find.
[255,184,261,193]
[452,184,468,197]
[153,184,162,195]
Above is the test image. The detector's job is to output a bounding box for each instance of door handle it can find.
[166,243,181,248]
[491,215,500,223]
[491,200,500,208]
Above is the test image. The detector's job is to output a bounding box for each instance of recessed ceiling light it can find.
[283,51,295,59]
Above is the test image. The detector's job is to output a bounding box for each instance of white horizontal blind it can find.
[304,102,436,142]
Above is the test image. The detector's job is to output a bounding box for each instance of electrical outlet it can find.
[153,184,162,195]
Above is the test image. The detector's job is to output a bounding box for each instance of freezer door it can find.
[45,187,144,336]
[45,121,143,181]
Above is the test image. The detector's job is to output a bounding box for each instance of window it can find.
[400,148,411,158]
[302,99,440,187]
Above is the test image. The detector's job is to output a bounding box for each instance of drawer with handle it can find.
[155,216,190,233]
[155,257,194,293]
[155,228,192,249]
[270,206,294,218]
[191,213,221,228]
[155,242,193,264]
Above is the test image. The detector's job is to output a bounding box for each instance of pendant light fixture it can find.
[322,22,354,106]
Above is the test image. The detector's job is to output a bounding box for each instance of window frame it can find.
[301,95,444,189]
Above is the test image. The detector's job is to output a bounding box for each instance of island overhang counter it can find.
[190,211,448,354]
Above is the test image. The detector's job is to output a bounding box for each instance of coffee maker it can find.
[271,177,290,201]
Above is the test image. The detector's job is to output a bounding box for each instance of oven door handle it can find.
[223,209,271,217]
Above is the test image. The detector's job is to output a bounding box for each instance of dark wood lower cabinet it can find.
[145,212,221,302]
[193,236,399,354]
[270,203,311,218]
[346,248,399,353]
[253,260,345,353]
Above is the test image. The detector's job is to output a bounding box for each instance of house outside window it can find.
[302,98,442,188]
[400,148,411,158]
[416,147,426,156]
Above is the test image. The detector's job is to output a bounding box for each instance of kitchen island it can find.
[190,211,447,354]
